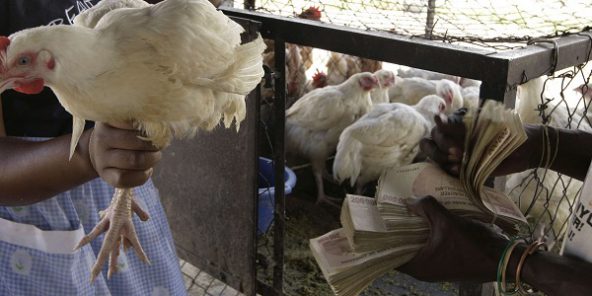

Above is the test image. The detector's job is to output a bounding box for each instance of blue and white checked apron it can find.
[0,139,186,296]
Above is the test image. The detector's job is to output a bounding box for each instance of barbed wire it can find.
[233,0,591,50]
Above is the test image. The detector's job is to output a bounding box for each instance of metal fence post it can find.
[425,0,436,38]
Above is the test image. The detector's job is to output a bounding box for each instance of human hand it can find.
[420,110,538,177]
[419,111,466,176]
[397,196,508,283]
[88,122,161,188]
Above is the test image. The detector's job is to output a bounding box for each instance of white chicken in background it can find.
[333,95,446,193]
[388,77,463,114]
[461,85,480,109]
[397,67,481,89]
[286,72,378,206]
[506,76,590,246]
[459,77,482,88]
[0,0,265,280]
[370,69,395,104]
[397,67,460,83]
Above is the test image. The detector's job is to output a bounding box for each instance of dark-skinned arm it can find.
[0,122,162,206]
[0,131,97,205]
[398,197,592,296]
[421,114,592,181]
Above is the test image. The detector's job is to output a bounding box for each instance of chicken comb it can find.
[0,36,9,52]
[312,70,327,88]
[312,70,326,82]
[298,6,322,21]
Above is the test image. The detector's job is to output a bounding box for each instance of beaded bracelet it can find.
[497,238,522,295]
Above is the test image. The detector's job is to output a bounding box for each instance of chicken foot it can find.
[313,170,342,208]
[74,188,150,282]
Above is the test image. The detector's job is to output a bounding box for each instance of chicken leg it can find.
[312,159,342,207]
[75,188,150,282]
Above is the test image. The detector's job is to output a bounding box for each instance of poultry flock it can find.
[264,8,479,206]
[262,7,590,251]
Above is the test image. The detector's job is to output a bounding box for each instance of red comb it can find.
[0,36,9,51]
[298,6,322,20]
[312,70,327,88]
[312,70,326,81]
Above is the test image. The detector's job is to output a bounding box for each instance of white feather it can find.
[5,0,265,153]
[333,95,446,188]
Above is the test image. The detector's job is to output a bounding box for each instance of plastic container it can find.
[258,157,297,235]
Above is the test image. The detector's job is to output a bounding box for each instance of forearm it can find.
[495,124,592,180]
[527,125,592,181]
[505,244,592,296]
[0,130,98,205]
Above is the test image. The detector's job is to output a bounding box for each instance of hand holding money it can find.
[397,196,508,283]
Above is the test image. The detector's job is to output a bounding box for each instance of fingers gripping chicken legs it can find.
[74,188,150,282]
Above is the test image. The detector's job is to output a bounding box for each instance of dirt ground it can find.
[256,166,459,296]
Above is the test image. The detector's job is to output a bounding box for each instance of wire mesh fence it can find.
[239,1,592,295]
[234,0,591,49]
[505,61,592,250]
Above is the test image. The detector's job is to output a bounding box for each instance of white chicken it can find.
[286,72,378,206]
[333,95,446,193]
[370,69,395,104]
[397,67,460,84]
[388,77,463,114]
[0,0,265,281]
[461,85,480,109]
[397,67,481,89]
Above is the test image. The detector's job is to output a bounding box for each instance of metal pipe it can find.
[425,0,436,38]
[272,38,286,296]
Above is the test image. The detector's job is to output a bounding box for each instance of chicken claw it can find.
[74,188,150,282]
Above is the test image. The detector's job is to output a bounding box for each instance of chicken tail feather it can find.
[193,34,266,95]
[333,130,363,187]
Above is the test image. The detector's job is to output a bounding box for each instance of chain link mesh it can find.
[507,60,592,250]
[234,0,591,49]
[243,0,592,294]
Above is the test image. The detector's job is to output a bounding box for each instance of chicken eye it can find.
[17,56,30,66]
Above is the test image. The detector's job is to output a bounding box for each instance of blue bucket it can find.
[258,157,297,235]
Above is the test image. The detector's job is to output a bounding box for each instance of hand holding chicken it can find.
[0,0,265,281]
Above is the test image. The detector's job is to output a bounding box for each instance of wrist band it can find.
[497,238,522,295]
[515,239,546,294]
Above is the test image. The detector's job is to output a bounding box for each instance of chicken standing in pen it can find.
[333,95,447,193]
[286,72,378,206]
[0,0,265,281]
[370,69,395,104]
[388,76,463,114]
